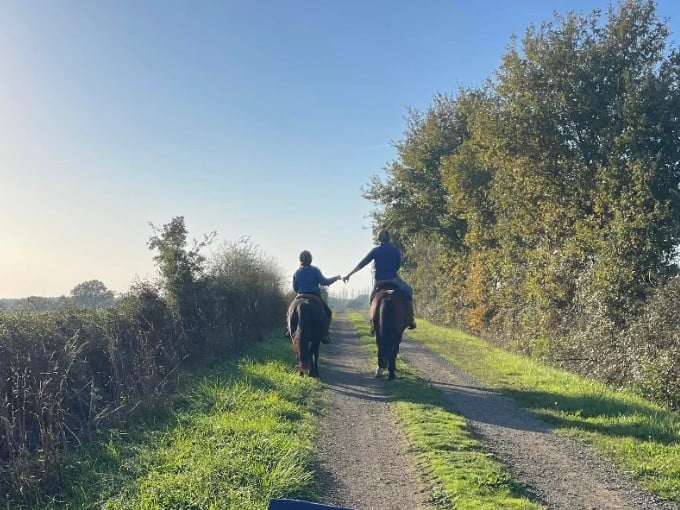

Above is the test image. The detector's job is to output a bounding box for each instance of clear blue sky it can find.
[2,0,680,298]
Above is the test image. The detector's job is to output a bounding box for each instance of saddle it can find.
[375,281,400,292]
[370,281,402,306]
[294,293,325,306]
[288,294,323,322]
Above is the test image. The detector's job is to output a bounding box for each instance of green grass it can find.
[34,335,323,510]
[25,313,678,508]
[402,319,680,504]
[347,313,544,510]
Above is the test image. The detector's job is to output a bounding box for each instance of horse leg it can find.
[388,340,398,379]
[297,337,310,376]
[373,337,385,377]
[388,333,404,379]
[309,341,320,378]
[388,353,396,379]
[291,335,303,375]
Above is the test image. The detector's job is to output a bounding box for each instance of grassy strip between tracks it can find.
[347,312,545,510]
[32,334,322,510]
[390,317,680,505]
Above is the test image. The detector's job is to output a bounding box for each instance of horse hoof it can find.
[388,372,396,380]
[374,367,384,378]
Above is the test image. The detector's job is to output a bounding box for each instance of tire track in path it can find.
[398,333,675,510]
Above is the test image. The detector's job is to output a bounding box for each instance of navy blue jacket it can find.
[356,242,401,281]
[293,265,337,295]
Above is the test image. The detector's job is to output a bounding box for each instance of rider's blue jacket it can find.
[356,242,401,282]
[293,265,337,295]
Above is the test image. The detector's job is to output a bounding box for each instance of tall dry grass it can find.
[0,229,286,503]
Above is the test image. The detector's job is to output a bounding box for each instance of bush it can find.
[625,277,680,410]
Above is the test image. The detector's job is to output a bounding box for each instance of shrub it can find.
[625,277,680,410]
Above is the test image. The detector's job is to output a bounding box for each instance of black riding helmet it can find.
[377,229,390,243]
[299,250,313,265]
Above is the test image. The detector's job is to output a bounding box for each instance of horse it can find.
[370,283,412,380]
[287,294,326,377]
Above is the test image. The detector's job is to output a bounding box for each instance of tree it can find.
[363,94,476,320]
[365,0,680,344]
[364,94,471,249]
[69,280,114,309]
[477,0,680,337]
[147,217,214,334]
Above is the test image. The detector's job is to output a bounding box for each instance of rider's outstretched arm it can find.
[342,250,374,282]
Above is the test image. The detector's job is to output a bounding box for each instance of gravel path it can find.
[399,334,676,510]
[313,316,433,510]
[313,314,676,510]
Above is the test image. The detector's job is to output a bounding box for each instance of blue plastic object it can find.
[268,499,356,510]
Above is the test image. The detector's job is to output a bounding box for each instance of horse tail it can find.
[378,292,402,378]
[378,293,397,347]
[296,300,313,373]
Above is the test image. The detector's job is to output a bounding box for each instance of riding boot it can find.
[318,299,333,343]
[407,301,417,329]
[321,321,332,344]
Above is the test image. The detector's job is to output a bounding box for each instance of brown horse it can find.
[287,294,326,377]
[370,283,412,379]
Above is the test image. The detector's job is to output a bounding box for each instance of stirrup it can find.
[321,335,332,344]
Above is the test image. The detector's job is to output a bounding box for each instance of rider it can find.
[293,250,341,343]
[342,229,416,330]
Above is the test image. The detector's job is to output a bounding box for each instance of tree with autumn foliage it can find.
[366,0,680,407]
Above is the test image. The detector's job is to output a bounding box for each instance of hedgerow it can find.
[0,217,286,503]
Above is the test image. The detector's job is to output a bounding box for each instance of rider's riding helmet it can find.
[299,250,313,265]
[377,229,390,243]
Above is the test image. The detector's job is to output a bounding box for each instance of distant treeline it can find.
[0,296,69,310]
[0,217,287,504]
[328,293,370,312]
[367,1,679,409]
[1,279,118,312]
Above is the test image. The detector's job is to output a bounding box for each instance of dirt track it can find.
[312,314,675,510]
[313,315,431,510]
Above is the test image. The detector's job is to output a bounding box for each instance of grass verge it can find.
[401,319,680,505]
[347,312,544,510]
[32,334,323,510]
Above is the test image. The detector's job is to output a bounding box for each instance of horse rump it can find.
[370,290,405,380]
[287,296,324,377]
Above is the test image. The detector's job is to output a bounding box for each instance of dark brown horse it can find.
[370,283,412,380]
[287,294,326,377]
